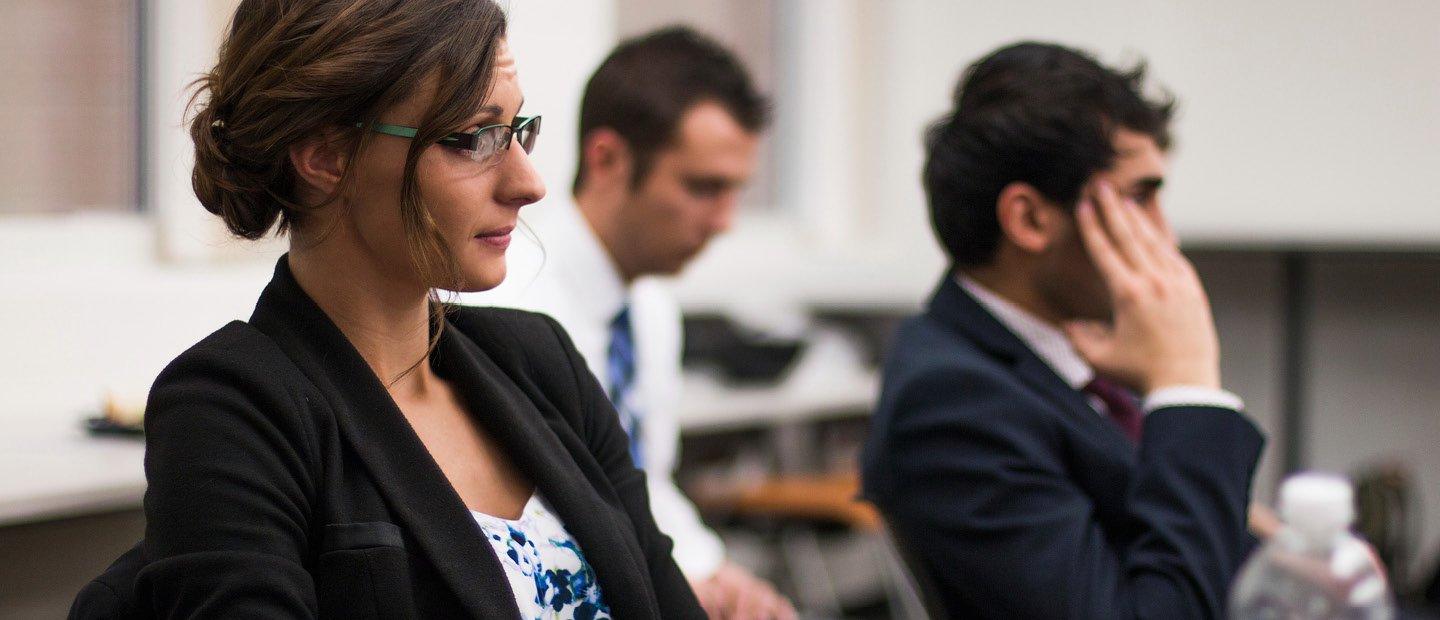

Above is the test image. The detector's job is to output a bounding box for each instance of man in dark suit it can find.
[861,42,1265,619]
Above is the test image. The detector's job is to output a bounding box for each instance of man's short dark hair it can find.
[923,41,1175,267]
[573,26,769,193]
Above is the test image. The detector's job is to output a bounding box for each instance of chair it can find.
[692,471,948,618]
[881,521,950,619]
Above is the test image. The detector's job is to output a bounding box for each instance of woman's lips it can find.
[475,225,514,250]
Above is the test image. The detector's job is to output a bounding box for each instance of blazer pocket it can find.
[316,522,416,620]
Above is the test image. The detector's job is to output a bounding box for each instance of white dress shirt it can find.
[458,199,726,580]
[956,273,1244,413]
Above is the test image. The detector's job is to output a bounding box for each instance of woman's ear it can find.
[995,181,1065,255]
[288,131,348,200]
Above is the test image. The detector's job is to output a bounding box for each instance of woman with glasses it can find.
[71,1,704,618]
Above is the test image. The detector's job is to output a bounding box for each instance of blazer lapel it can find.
[435,325,661,619]
[926,275,1133,449]
[248,257,516,620]
[250,256,661,618]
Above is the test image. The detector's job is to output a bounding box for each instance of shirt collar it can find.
[538,198,629,325]
[955,272,1094,390]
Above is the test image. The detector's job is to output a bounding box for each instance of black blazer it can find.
[72,257,704,619]
[861,276,1265,619]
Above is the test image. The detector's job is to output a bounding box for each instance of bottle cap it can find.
[1279,472,1354,537]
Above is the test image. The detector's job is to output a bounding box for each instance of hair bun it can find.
[189,95,284,239]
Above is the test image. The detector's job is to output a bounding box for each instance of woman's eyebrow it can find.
[467,99,524,126]
[470,105,503,124]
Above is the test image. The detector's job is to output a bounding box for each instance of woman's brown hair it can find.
[190,0,507,377]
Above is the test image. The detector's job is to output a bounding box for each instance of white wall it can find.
[861,0,1440,249]
[0,220,273,423]
[503,0,617,203]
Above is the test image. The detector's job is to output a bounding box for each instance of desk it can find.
[0,365,877,527]
[678,371,878,433]
[679,324,881,433]
[0,416,145,527]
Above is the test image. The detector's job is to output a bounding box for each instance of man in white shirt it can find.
[461,27,794,620]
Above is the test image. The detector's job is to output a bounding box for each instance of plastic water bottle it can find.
[1230,473,1394,619]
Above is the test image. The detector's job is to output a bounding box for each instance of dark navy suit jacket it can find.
[862,275,1264,619]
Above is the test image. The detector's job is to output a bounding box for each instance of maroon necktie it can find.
[1083,376,1144,442]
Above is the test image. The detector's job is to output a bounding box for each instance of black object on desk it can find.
[682,314,805,385]
[84,416,144,437]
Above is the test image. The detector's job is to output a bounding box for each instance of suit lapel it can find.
[925,275,1133,449]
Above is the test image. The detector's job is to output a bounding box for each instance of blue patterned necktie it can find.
[606,305,645,468]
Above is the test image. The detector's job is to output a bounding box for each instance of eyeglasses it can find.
[358,115,541,164]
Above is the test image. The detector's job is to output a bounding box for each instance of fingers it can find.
[1089,181,1196,285]
[731,584,790,620]
[1091,181,1155,273]
[1248,502,1282,540]
[707,564,795,620]
[1063,319,1113,365]
[777,597,798,620]
[1156,205,1180,247]
[1121,194,1201,283]
[1074,197,1133,293]
[699,597,723,619]
[1118,192,1177,276]
[691,579,725,619]
[1126,193,1195,278]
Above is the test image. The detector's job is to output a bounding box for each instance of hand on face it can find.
[690,561,797,620]
[1063,181,1221,394]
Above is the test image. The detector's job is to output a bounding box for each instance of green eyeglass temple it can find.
[357,115,541,153]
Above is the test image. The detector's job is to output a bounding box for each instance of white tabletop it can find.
[0,365,876,526]
[0,415,146,527]
[679,371,878,433]
[678,328,880,432]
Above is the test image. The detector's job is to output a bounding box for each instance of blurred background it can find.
[2,0,1438,616]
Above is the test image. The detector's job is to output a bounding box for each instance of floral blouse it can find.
[471,495,611,620]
